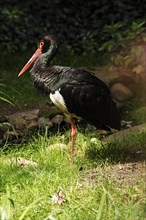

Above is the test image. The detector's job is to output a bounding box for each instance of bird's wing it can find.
[58,82,120,130]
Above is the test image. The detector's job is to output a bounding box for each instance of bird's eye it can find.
[39,41,44,49]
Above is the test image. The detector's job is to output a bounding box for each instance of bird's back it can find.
[31,63,121,130]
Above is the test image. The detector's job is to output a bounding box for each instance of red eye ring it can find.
[39,41,44,49]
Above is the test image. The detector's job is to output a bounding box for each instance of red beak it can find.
[18,47,42,77]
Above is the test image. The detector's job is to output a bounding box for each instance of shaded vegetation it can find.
[0,1,146,54]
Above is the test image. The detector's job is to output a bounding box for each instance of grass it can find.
[0,130,146,220]
[0,51,146,219]
[0,51,46,107]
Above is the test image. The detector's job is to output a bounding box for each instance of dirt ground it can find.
[0,102,146,188]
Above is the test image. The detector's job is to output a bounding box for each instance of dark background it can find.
[0,0,146,54]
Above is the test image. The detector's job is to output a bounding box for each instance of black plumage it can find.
[18,35,121,164]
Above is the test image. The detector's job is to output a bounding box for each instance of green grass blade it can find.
[96,187,107,220]
[0,97,15,106]
[0,186,14,220]
[18,197,44,220]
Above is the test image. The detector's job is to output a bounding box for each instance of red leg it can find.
[70,118,76,165]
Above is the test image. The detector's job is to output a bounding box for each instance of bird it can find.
[18,35,121,165]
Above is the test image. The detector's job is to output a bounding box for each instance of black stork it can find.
[18,35,121,164]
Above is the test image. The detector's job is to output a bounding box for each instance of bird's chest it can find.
[50,90,69,115]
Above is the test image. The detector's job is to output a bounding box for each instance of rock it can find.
[7,109,39,130]
[109,75,136,94]
[38,117,53,129]
[102,122,146,142]
[8,157,38,168]
[0,122,13,133]
[85,66,145,101]
[51,114,64,124]
[110,83,134,103]
[27,120,38,130]
[38,104,61,118]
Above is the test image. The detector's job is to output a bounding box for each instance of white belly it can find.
[50,90,69,114]
[50,90,81,120]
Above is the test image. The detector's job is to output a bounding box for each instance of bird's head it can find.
[18,39,44,77]
[18,35,57,77]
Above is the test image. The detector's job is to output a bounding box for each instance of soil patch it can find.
[81,161,145,188]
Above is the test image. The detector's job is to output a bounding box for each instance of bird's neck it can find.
[40,39,58,66]
[30,36,59,93]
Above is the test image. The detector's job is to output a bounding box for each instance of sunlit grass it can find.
[0,131,145,219]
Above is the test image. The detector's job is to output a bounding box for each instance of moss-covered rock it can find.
[131,106,146,124]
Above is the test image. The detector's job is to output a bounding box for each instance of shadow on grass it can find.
[1,125,146,166]
[85,133,146,164]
